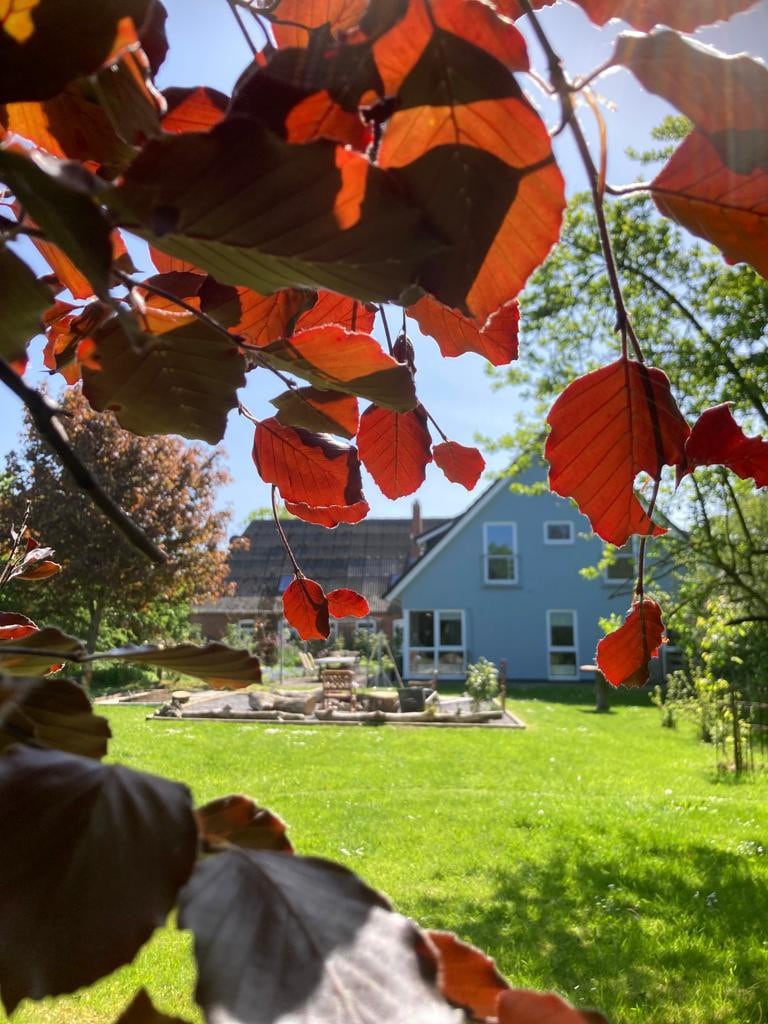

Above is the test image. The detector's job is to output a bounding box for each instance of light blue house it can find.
[385,465,637,683]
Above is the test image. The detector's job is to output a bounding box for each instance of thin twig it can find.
[226,0,259,57]
[0,359,167,564]
[423,407,448,443]
[270,485,303,577]
[0,501,31,592]
[377,304,394,355]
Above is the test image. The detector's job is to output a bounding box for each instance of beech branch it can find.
[0,359,167,565]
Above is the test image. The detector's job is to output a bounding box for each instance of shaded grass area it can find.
[5,685,768,1024]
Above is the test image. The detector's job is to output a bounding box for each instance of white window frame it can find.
[354,618,377,635]
[543,520,574,545]
[236,619,255,642]
[603,541,636,584]
[405,609,466,678]
[546,609,579,681]
[483,522,518,585]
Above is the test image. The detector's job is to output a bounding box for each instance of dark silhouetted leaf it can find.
[408,295,519,365]
[196,795,293,853]
[178,849,458,1024]
[82,298,246,444]
[0,745,198,1013]
[272,387,360,439]
[92,42,165,148]
[109,118,441,303]
[432,441,485,491]
[0,676,110,759]
[0,149,113,299]
[282,577,330,640]
[115,989,192,1024]
[545,358,690,546]
[283,498,370,528]
[596,599,664,688]
[652,131,768,279]
[0,247,51,365]
[99,642,262,689]
[571,0,758,31]
[254,417,365,507]
[428,931,509,1019]
[0,625,84,676]
[358,405,432,499]
[0,0,154,103]
[327,588,369,618]
[683,403,768,486]
[261,326,417,411]
[161,86,228,133]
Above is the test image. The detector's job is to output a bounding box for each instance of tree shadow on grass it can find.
[411,838,768,1023]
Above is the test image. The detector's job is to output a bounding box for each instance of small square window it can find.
[544,521,574,544]
[605,545,634,581]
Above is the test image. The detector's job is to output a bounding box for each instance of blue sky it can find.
[2,0,767,533]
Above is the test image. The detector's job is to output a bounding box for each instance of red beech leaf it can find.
[326,588,370,618]
[269,0,369,47]
[28,227,131,302]
[358,405,433,499]
[272,387,360,439]
[571,0,758,30]
[295,293,376,334]
[178,850,457,1024]
[261,325,417,411]
[226,287,310,348]
[0,676,111,760]
[196,795,293,854]
[596,599,665,689]
[13,558,61,581]
[683,403,768,486]
[545,358,690,546]
[614,31,768,175]
[372,0,563,321]
[0,745,198,1013]
[0,625,84,676]
[651,131,768,279]
[428,931,509,1018]
[161,86,228,133]
[116,989,192,1024]
[43,299,113,383]
[254,417,364,508]
[91,42,165,149]
[284,90,370,149]
[283,499,370,528]
[432,441,485,491]
[408,295,519,366]
[497,987,608,1023]
[0,247,52,367]
[148,246,200,274]
[99,643,262,689]
[0,612,37,639]
[282,577,330,640]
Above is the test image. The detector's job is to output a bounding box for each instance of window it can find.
[355,618,377,635]
[604,543,634,582]
[236,619,254,643]
[484,522,517,583]
[408,610,465,677]
[544,521,574,545]
[547,610,578,680]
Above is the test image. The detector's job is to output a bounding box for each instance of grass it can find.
[5,685,768,1024]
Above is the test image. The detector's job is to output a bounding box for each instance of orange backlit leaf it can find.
[283,498,370,528]
[269,0,368,48]
[498,986,608,1023]
[253,417,365,508]
[326,588,369,618]
[161,86,228,134]
[358,405,432,499]
[683,403,768,487]
[282,577,330,640]
[408,295,519,365]
[596,599,664,689]
[373,0,563,321]
[260,325,417,411]
[148,246,200,275]
[429,931,509,1019]
[196,795,293,854]
[294,293,376,335]
[1,0,39,43]
[226,288,310,348]
[651,131,768,278]
[285,89,369,149]
[432,441,485,491]
[43,299,112,383]
[272,387,360,439]
[545,358,690,547]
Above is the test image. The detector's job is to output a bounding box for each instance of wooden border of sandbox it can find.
[147,709,526,729]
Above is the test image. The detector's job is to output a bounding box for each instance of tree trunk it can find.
[82,595,104,695]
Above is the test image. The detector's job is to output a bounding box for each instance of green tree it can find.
[1,388,232,651]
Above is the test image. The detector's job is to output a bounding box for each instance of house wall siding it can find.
[395,473,632,681]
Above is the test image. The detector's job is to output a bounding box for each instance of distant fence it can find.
[714,695,768,774]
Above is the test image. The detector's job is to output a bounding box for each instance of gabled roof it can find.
[213,515,448,615]
[384,477,509,601]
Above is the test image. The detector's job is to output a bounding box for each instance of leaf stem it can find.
[377,304,395,355]
[270,485,303,577]
[0,358,167,564]
[226,0,259,56]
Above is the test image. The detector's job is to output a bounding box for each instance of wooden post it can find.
[595,670,610,712]
[499,658,507,712]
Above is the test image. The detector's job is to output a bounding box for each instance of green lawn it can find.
[5,686,768,1024]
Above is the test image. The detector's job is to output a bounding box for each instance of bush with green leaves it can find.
[465,657,500,710]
